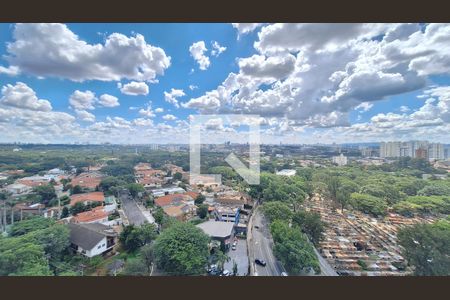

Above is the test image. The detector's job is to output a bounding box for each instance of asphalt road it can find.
[250,208,286,276]
[119,191,148,226]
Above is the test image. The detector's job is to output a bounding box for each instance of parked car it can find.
[207,264,219,275]
[221,269,231,276]
[231,244,237,250]
[281,272,288,276]
[255,259,266,266]
[254,225,260,229]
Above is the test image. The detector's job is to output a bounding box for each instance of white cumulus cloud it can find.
[119,81,149,96]
[3,23,171,82]
[189,41,210,70]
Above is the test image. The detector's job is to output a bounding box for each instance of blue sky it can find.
[0,23,449,144]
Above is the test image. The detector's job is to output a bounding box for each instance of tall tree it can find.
[154,222,210,275]
[398,219,450,276]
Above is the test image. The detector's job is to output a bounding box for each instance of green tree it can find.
[60,206,69,218]
[33,184,57,205]
[154,207,165,224]
[70,202,86,215]
[154,222,210,275]
[60,195,70,206]
[71,185,83,195]
[140,244,154,274]
[292,210,325,246]
[173,172,183,181]
[119,223,158,253]
[9,217,54,237]
[123,257,148,276]
[197,204,209,219]
[398,219,450,276]
[349,193,388,217]
[127,183,145,198]
[262,201,293,223]
[194,194,206,205]
[270,220,320,275]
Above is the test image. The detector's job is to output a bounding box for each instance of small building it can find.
[151,187,186,198]
[104,196,117,213]
[71,172,103,190]
[276,169,296,177]
[196,220,235,249]
[4,183,31,195]
[70,192,105,206]
[68,223,117,258]
[72,207,109,224]
[214,206,240,224]
[47,168,66,175]
[215,191,249,206]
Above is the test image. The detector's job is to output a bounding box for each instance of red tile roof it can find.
[185,191,199,199]
[71,173,103,189]
[154,193,195,207]
[70,192,105,206]
[73,207,108,223]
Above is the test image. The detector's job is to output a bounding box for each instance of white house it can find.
[68,223,117,258]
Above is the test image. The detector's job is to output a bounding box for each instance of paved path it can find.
[313,246,339,276]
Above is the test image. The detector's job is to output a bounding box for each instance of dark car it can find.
[255,259,266,266]
[254,225,260,229]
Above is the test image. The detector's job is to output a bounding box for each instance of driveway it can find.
[224,239,249,276]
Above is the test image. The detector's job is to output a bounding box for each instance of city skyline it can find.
[0,23,450,144]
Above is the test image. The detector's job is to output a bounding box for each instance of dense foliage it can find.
[0,220,70,275]
[153,222,210,275]
[119,223,158,253]
[270,220,320,275]
[398,219,450,275]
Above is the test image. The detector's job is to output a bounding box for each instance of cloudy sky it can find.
[0,23,449,144]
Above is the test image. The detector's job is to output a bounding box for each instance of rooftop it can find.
[68,223,116,250]
[196,220,234,238]
[70,192,105,206]
[73,207,108,223]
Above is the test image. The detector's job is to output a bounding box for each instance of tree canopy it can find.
[398,219,450,276]
[153,222,210,275]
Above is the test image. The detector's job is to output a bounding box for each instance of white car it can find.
[222,269,231,276]
[281,272,288,276]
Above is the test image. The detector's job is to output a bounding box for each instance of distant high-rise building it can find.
[415,148,428,159]
[428,143,444,160]
[332,153,348,166]
[380,140,443,160]
[380,141,401,158]
[360,147,373,157]
[150,144,159,151]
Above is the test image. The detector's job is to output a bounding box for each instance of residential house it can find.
[70,191,105,206]
[72,206,109,224]
[155,192,197,220]
[68,223,117,258]
[71,172,103,190]
[151,187,186,198]
[4,183,32,195]
[215,191,249,206]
